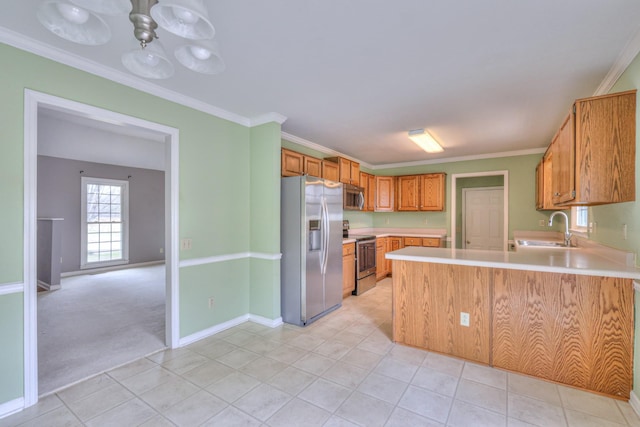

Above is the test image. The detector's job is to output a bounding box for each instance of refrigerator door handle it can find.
[321,198,329,275]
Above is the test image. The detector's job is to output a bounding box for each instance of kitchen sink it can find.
[516,239,576,249]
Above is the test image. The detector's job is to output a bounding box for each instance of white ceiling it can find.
[3,1,640,168]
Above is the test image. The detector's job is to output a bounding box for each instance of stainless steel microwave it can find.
[343,184,364,210]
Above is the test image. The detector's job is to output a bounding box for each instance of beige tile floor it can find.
[3,278,640,427]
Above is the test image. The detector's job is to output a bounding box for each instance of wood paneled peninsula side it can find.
[386,246,640,399]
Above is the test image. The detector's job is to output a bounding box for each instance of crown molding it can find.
[594,25,640,95]
[0,27,253,127]
[250,112,287,127]
[371,147,546,170]
[280,131,373,169]
[282,129,545,170]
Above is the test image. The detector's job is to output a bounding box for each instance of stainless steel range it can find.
[343,220,376,295]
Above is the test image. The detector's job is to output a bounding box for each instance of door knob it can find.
[466,241,470,244]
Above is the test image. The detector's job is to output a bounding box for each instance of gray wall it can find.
[37,156,165,273]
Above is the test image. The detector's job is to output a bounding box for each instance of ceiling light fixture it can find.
[37,0,224,79]
[408,129,444,153]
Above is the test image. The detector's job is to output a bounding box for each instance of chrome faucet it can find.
[548,211,572,247]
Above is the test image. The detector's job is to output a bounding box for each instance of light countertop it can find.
[386,246,640,280]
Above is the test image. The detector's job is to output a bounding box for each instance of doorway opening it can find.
[24,90,180,406]
[450,171,508,251]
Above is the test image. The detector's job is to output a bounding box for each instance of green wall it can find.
[0,293,23,404]
[0,42,282,407]
[250,124,282,319]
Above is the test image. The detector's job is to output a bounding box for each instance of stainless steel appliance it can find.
[281,176,343,326]
[342,220,377,295]
[343,183,364,211]
[354,235,376,295]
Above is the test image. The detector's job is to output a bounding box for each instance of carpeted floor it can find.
[37,264,166,395]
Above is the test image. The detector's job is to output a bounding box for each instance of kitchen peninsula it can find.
[386,245,640,399]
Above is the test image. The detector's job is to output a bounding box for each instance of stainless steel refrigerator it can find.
[281,176,343,326]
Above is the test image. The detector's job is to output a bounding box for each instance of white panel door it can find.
[463,188,504,251]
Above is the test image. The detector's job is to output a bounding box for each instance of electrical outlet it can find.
[424,217,428,225]
[180,238,192,250]
[460,312,470,327]
[623,224,628,240]
[160,247,164,254]
[538,219,546,227]
[208,297,215,309]
[385,218,390,225]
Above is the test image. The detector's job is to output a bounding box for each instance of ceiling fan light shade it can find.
[121,40,174,79]
[408,129,444,153]
[37,1,111,45]
[175,40,225,74]
[69,0,131,15]
[150,0,215,40]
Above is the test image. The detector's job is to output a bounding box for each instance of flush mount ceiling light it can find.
[37,0,224,80]
[408,129,444,153]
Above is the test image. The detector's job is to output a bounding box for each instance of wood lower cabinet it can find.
[492,269,633,398]
[393,262,491,364]
[392,260,634,398]
[375,176,395,212]
[422,237,441,247]
[375,238,387,280]
[386,237,404,274]
[342,243,355,298]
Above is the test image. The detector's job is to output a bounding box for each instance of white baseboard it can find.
[37,280,60,291]
[0,397,24,420]
[630,391,640,418]
[249,314,283,328]
[179,314,250,347]
[178,313,283,347]
[61,260,165,278]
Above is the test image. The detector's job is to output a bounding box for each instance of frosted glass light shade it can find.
[150,0,215,40]
[122,41,174,79]
[70,0,131,15]
[175,41,225,74]
[408,129,444,153]
[37,0,111,45]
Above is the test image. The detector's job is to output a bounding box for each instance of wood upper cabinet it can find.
[552,90,636,206]
[326,156,360,185]
[342,243,355,298]
[359,172,376,211]
[322,160,339,182]
[281,148,322,178]
[396,173,446,211]
[551,112,575,204]
[375,176,395,212]
[281,148,304,177]
[375,238,387,280]
[304,156,322,178]
[420,173,446,211]
[536,149,569,211]
[396,176,420,211]
[492,269,633,398]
